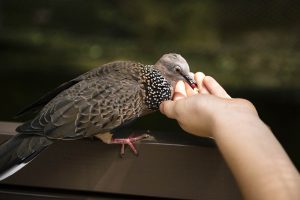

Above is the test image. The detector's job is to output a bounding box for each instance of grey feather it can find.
[1,53,195,180]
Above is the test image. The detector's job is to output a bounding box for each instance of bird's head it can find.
[154,53,197,90]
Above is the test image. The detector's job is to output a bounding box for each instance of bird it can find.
[0,53,197,181]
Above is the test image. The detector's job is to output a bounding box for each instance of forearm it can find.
[212,113,300,200]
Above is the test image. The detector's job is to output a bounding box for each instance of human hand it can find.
[160,72,257,138]
[161,73,300,200]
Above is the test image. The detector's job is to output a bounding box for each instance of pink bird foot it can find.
[111,134,151,156]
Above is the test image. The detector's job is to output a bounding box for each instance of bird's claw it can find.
[111,134,152,156]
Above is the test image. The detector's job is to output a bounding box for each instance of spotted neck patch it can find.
[141,65,172,110]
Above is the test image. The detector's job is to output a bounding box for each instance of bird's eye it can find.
[174,66,181,73]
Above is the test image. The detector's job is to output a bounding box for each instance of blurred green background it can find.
[0,0,299,168]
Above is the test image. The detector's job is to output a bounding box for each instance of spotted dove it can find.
[0,53,197,181]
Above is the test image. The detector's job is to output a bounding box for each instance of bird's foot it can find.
[111,134,152,156]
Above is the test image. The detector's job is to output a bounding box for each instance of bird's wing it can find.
[15,61,137,117]
[17,64,147,140]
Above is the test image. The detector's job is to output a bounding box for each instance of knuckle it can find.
[235,98,258,114]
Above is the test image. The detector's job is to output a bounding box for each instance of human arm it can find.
[160,73,300,200]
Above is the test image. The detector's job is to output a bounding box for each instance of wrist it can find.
[211,103,262,139]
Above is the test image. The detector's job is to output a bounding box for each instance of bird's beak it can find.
[180,72,198,91]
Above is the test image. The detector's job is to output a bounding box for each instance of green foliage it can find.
[1,0,300,88]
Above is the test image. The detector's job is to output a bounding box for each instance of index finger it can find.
[203,76,231,98]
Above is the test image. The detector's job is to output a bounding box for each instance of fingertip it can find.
[203,76,231,98]
[203,75,214,83]
[194,72,206,92]
[176,80,185,89]
[195,72,205,81]
[173,80,187,100]
[203,76,216,90]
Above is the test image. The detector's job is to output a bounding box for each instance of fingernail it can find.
[203,76,213,84]
[195,72,205,81]
[177,80,185,86]
[176,80,185,91]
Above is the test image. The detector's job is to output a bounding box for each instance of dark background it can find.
[0,0,299,169]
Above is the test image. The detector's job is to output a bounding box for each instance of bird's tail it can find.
[0,133,52,181]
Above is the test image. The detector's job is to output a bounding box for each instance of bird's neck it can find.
[140,65,172,110]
